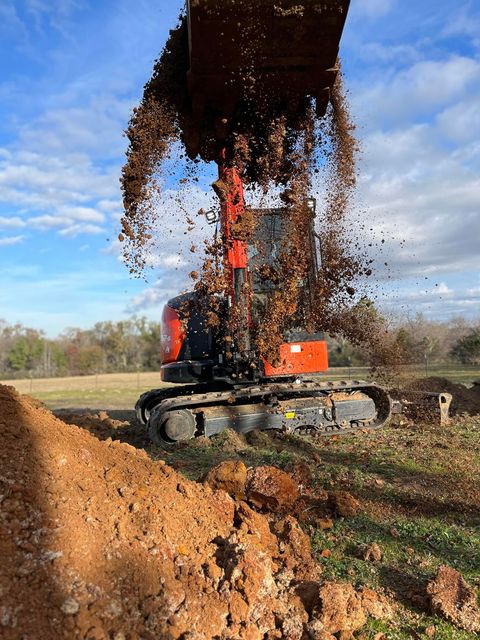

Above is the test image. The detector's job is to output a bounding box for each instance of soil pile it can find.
[427,566,480,633]
[405,377,480,415]
[0,385,391,640]
[120,6,390,365]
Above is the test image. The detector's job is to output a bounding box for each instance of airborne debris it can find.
[120,6,391,364]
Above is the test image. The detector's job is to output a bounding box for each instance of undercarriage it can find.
[136,379,392,445]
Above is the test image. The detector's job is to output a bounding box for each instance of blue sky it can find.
[0,0,479,336]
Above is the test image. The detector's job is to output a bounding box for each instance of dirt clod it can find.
[203,460,247,499]
[246,465,299,511]
[362,542,383,562]
[313,581,367,634]
[328,491,361,517]
[426,565,480,633]
[359,587,394,620]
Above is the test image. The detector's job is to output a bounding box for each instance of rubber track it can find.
[137,380,392,438]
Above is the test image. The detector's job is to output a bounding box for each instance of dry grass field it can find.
[2,364,479,410]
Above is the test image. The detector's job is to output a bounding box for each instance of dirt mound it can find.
[427,566,480,633]
[0,385,391,639]
[405,377,480,415]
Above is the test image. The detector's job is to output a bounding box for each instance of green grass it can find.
[33,386,152,409]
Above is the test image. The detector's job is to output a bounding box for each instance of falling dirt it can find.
[0,385,395,640]
[120,3,393,367]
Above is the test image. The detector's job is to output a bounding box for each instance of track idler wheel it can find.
[148,408,197,446]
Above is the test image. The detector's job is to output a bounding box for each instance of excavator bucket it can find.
[186,0,350,125]
[391,391,453,426]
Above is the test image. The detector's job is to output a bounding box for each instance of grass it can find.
[29,386,156,409]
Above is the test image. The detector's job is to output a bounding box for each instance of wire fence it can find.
[3,363,479,396]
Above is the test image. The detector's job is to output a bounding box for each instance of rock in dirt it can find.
[246,465,299,512]
[426,565,480,633]
[203,460,247,500]
[328,491,361,517]
[275,515,322,582]
[312,581,367,634]
[317,517,334,530]
[304,620,336,640]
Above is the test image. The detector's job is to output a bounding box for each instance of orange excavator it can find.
[136,1,449,444]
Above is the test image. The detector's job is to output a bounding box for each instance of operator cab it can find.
[160,201,328,384]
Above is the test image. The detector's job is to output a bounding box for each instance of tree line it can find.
[0,318,160,379]
[0,314,478,379]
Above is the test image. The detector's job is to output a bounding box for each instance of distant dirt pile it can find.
[120,8,389,364]
[406,377,480,415]
[0,385,393,640]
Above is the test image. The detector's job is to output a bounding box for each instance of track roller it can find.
[148,408,197,445]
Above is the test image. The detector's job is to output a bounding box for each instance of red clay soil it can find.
[0,385,392,640]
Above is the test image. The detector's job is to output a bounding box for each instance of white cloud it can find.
[28,215,72,229]
[0,235,26,246]
[351,55,480,282]
[58,223,104,238]
[26,206,105,235]
[355,41,419,65]
[436,99,480,143]
[441,4,480,46]
[24,0,86,37]
[356,0,395,18]
[379,281,480,320]
[436,282,453,295]
[355,55,480,125]
[0,1,24,35]
[0,150,115,235]
[58,206,105,223]
[0,216,26,228]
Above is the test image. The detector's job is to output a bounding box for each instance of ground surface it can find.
[2,374,479,639]
[55,403,480,640]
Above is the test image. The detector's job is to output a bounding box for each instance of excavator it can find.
[136,0,450,444]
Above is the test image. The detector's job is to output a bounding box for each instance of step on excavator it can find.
[136,0,451,444]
